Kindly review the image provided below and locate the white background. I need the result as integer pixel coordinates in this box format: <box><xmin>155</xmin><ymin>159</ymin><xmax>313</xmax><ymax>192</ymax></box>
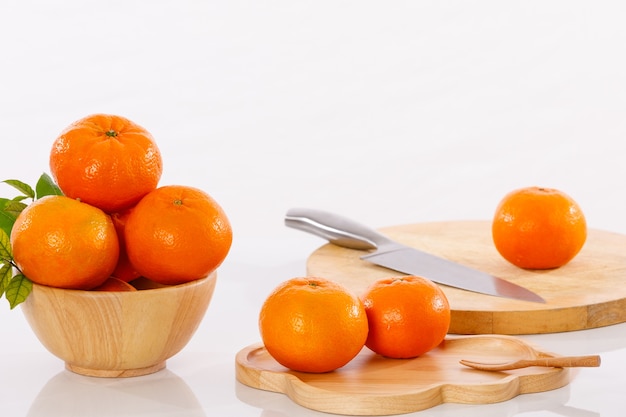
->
<box><xmin>1</xmin><ymin>1</ymin><xmax>625</xmax><ymax>416</ymax></box>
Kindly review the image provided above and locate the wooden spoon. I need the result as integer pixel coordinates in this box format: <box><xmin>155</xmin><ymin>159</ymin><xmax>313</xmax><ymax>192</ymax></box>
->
<box><xmin>460</xmin><ymin>354</ymin><xmax>601</xmax><ymax>371</ymax></box>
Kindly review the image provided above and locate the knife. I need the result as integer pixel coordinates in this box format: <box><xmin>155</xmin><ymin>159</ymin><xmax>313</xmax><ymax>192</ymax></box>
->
<box><xmin>284</xmin><ymin>208</ymin><xmax>545</xmax><ymax>303</ymax></box>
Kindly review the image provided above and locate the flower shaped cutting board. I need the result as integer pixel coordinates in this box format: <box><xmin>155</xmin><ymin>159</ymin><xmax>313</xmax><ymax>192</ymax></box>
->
<box><xmin>235</xmin><ymin>335</ymin><xmax>571</xmax><ymax>415</ymax></box>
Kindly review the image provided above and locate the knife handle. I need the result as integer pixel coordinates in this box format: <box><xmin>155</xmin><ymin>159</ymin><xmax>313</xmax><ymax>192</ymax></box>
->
<box><xmin>285</xmin><ymin>208</ymin><xmax>393</xmax><ymax>251</ymax></box>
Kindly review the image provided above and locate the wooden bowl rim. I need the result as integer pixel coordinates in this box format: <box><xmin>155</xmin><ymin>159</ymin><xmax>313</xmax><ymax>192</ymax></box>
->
<box><xmin>28</xmin><ymin>272</ymin><xmax>217</xmax><ymax>299</ymax></box>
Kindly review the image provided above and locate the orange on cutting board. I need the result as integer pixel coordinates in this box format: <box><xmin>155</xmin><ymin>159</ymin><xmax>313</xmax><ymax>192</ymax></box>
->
<box><xmin>49</xmin><ymin>113</ymin><xmax>163</xmax><ymax>213</ymax></box>
<box><xmin>360</xmin><ymin>276</ymin><xmax>450</xmax><ymax>359</ymax></box>
<box><xmin>10</xmin><ymin>195</ymin><xmax>119</xmax><ymax>290</ymax></box>
<box><xmin>259</xmin><ymin>277</ymin><xmax>369</xmax><ymax>373</ymax></box>
<box><xmin>492</xmin><ymin>186</ymin><xmax>587</xmax><ymax>269</ymax></box>
<box><xmin>124</xmin><ymin>185</ymin><xmax>232</xmax><ymax>285</ymax></box>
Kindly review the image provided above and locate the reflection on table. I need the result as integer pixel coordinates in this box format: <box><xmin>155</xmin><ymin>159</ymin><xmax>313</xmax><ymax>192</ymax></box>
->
<box><xmin>27</xmin><ymin>368</ymin><xmax>205</xmax><ymax>417</ymax></box>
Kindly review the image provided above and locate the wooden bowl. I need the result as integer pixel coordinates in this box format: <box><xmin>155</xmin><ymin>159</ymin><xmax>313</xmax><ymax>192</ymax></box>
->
<box><xmin>21</xmin><ymin>272</ymin><xmax>217</xmax><ymax>378</ymax></box>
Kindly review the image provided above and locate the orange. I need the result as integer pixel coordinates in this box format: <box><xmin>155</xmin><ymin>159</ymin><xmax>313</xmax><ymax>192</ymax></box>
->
<box><xmin>360</xmin><ymin>276</ymin><xmax>450</xmax><ymax>359</ymax></box>
<box><xmin>10</xmin><ymin>195</ymin><xmax>119</xmax><ymax>290</ymax></box>
<box><xmin>93</xmin><ymin>277</ymin><xmax>137</xmax><ymax>292</ymax></box>
<box><xmin>124</xmin><ymin>185</ymin><xmax>232</xmax><ymax>285</ymax></box>
<box><xmin>110</xmin><ymin>208</ymin><xmax>141</xmax><ymax>282</ymax></box>
<box><xmin>492</xmin><ymin>186</ymin><xmax>587</xmax><ymax>269</ymax></box>
<box><xmin>259</xmin><ymin>277</ymin><xmax>368</xmax><ymax>373</ymax></box>
<box><xmin>49</xmin><ymin>113</ymin><xmax>163</xmax><ymax>213</ymax></box>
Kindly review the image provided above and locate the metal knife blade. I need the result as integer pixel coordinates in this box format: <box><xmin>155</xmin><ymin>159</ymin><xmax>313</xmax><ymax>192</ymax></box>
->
<box><xmin>285</xmin><ymin>208</ymin><xmax>545</xmax><ymax>303</ymax></box>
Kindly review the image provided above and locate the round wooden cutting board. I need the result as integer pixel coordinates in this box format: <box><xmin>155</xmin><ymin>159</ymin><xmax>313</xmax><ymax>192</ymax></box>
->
<box><xmin>306</xmin><ymin>221</ymin><xmax>626</xmax><ymax>335</ymax></box>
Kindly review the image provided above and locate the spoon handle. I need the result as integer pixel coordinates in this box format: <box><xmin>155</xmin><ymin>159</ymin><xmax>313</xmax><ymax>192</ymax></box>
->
<box><xmin>529</xmin><ymin>355</ymin><xmax>601</xmax><ymax>368</ymax></box>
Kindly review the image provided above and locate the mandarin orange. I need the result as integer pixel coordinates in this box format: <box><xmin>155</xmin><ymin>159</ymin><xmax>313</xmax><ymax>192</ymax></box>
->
<box><xmin>259</xmin><ymin>277</ymin><xmax>369</xmax><ymax>373</ymax></box>
<box><xmin>49</xmin><ymin>114</ymin><xmax>162</xmax><ymax>213</ymax></box>
<box><xmin>110</xmin><ymin>208</ymin><xmax>141</xmax><ymax>282</ymax></box>
<box><xmin>124</xmin><ymin>185</ymin><xmax>232</xmax><ymax>285</ymax></box>
<box><xmin>360</xmin><ymin>276</ymin><xmax>450</xmax><ymax>359</ymax></box>
<box><xmin>93</xmin><ymin>277</ymin><xmax>137</xmax><ymax>292</ymax></box>
<box><xmin>492</xmin><ymin>186</ymin><xmax>587</xmax><ymax>269</ymax></box>
<box><xmin>10</xmin><ymin>195</ymin><xmax>119</xmax><ymax>290</ymax></box>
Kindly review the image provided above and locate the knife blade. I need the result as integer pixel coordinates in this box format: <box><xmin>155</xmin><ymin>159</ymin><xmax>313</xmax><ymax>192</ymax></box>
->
<box><xmin>284</xmin><ymin>208</ymin><xmax>545</xmax><ymax>303</ymax></box>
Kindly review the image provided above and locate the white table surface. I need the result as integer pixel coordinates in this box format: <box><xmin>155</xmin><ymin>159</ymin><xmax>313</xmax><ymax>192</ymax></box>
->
<box><xmin>1</xmin><ymin>1</ymin><xmax>626</xmax><ymax>416</ymax></box>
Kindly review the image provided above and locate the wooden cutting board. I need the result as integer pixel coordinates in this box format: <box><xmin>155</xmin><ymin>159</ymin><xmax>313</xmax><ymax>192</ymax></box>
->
<box><xmin>306</xmin><ymin>221</ymin><xmax>626</xmax><ymax>335</ymax></box>
<box><xmin>236</xmin><ymin>335</ymin><xmax>571</xmax><ymax>415</ymax></box>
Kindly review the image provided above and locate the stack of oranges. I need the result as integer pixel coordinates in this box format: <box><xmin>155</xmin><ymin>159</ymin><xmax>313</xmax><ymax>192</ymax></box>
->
<box><xmin>9</xmin><ymin>114</ymin><xmax>232</xmax><ymax>292</ymax></box>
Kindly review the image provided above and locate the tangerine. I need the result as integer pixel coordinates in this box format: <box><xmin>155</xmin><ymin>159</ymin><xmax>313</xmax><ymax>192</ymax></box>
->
<box><xmin>124</xmin><ymin>185</ymin><xmax>232</xmax><ymax>285</ymax></box>
<box><xmin>110</xmin><ymin>208</ymin><xmax>141</xmax><ymax>282</ymax></box>
<box><xmin>10</xmin><ymin>195</ymin><xmax>119</xmax><ymax>290</ymax></box>
<box><xmin>49</xmin><ymin>113</ymin><xmax>163</xmax><ymax>213</ymax></box>
<box><xmin>492</xmin><ymin>186</ymin><xmax>587</xmax><ymax>269</ymax></box>
<box><xmin>360</xmin><ymin>276</ymin><xmax>450</xmax><ymax>359</ymax></box>
<box><xmin>93</xmin><ymin>277</ymin><xmax>137</xmax><ymax>292</ymax></box>
<box><xmin>259</xmin><ymin>277</ymin><xmax>368</xmax><ymax>373</ymax></box>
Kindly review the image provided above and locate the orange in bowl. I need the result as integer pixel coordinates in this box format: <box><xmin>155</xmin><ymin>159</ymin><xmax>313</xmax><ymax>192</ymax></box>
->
<box><xmin>125</xmin><ymin>185</ymin><xmax>233</xmax><ymax>286</ymax></box>
<box><xmin>10</xmin><ymin>195</ymin><xmax>119</xmax><ymax>290</ymax></box>
<box><xmin>49</xmin><ymin>113</ymin><xmax>163</xmax><ymax>214</ymax></box>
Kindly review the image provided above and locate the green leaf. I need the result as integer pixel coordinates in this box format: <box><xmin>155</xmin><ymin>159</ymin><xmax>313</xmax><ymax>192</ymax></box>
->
<box><xmin>0</xmin><ymin>199</ymin><xmax>16</xmax><ymax>237</ymax></box>
<box><xmin>0</xmin><ymin>263</ymin><xmax>11</xmax><ymax>298</ymax></box>
<box><xmin>3</xmin><ymin>199</ymin><xmax>27</xmax><ymax>218</ymax></box>
<box><xmin>5</xmin><ymin>274</ymin><xmax>32</xmax><ymax>309</ymax></box>
<box><xmin>0</xmin><ymin>228</ymin><xmax>11</xmax><ymax>262</ymax></box>
<box><xmin>35</xmin><ymin>173</ymin><xmax>63</xmax><ymax>199</ymax></box>
<box><xmin>10</xmin><ymin>195</ymin><xmax>29</xmax><ymax>203</ymax></box>
<box><xmin>0</xmin><ymin>197</ymin><xmax>27</xmax><ymax>236</ymax></box>
<box><xmin>2</xmin><ymin>179</ymin><xmax>35</xmax><ymax>199</ymax></box>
